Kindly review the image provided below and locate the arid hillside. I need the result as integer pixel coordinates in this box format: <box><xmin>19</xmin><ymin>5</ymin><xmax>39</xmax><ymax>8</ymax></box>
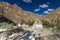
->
<box><xmin>0</xmin><ymin>2</ymin><xmax>60</xmax><ymax>24</ymax></box>
<box><xmin>43</xmin><ymin>7</ymin><xmax>60</xmax><ymax>24</ymax></box>
<box><xmin>0</xmin><ymin>2</ymin><xmax>41</xmax><ymax>24</ymax></box>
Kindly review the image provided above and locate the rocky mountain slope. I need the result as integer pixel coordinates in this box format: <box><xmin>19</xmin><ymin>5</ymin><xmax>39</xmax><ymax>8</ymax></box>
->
<box><xmin>43</xmin><ymin>7</ymin><xmax>60</xmax><ymax>24</ymax></box>
<box><xmin>0</xmin><ymin>2</ymin><xmax>41</xmax><ymax>24</ymax></box>
<box><xmin>0</xmin><ymin>2</ymin><xmax>60</xmax><ymax>24</ymax></box>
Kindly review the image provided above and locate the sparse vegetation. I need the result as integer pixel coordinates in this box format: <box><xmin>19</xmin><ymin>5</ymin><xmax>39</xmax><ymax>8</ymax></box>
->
<box><xmin>42</xmin><ymin>20</ymin><xmax>54</xmax><ymax>28</ymax></box>
<box><xmin>42</xmin><ymin>19</ymin><xmax>60</xmax><ymax>29</ymax></box>
<box><xmin>0</xmin><ymin>22</ymin><xmax>15</xmax><ymax>29</ymax></box>
<box><xmin>26</xmin><ymin>20</ymin><xmax>34</xmax><ymax>26</ymax></box>
<box><xmin>56</xmin><ymin>15</ymin><xmax>60</xmax><ymax>29</ymax></box>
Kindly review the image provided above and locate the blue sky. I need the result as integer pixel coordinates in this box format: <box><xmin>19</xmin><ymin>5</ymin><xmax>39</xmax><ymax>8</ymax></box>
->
<box><xmin>0</xmin><ymin>0</ymin><xmax>60</xmax><ymax>15</ymax></box>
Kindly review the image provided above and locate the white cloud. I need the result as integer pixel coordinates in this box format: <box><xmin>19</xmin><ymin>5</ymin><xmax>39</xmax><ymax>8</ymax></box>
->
<box><xmin>23</xmin><ymin>0</ymin><xmax>32</xmax><ymax>3</ymax></box>
<box><xmin>47</xmin><ymin>2</ymin><xmax>50</xmax><ymax>4</ymax></box>
<box><xmin>39</xmin><ymin>4</ymin><xmax>49</xmax><ymax>8</ymax></box>
<box><xmin>48</xmin><ymin>9</ymin><xmax>54</xmax><ymax>11</ymax></box>
<box><xmin>34</xmin><ymin>8</ymin><xmax>40</xmax><ymax>12</ymax></box>
<box><xmin>43</xmin><ymin>11</ymin><xmax>49</xmax><ymax>14</ymax></box>
<box><xmin>43</xmin><ymin>9</ymin><xmax>54</xmax><ymax>14</ymax></box>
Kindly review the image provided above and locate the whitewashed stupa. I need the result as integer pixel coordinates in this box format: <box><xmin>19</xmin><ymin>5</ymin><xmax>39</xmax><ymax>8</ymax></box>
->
<box><xmin>33</xmin><ymin>21</ymin><xmax>43</xmax><ymax>28</ymax></box>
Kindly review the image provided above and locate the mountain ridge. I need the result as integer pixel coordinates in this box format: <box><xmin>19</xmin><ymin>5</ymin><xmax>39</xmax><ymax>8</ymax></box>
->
<box><xmin>0</xmin><ymin>2</ymin><xmax>41</xmax><ymax>24</ymax></box>
<box><xmin>0</xmin><ymin>2</ymin><xmax>60</xmax><ymax>24</ymax></box>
